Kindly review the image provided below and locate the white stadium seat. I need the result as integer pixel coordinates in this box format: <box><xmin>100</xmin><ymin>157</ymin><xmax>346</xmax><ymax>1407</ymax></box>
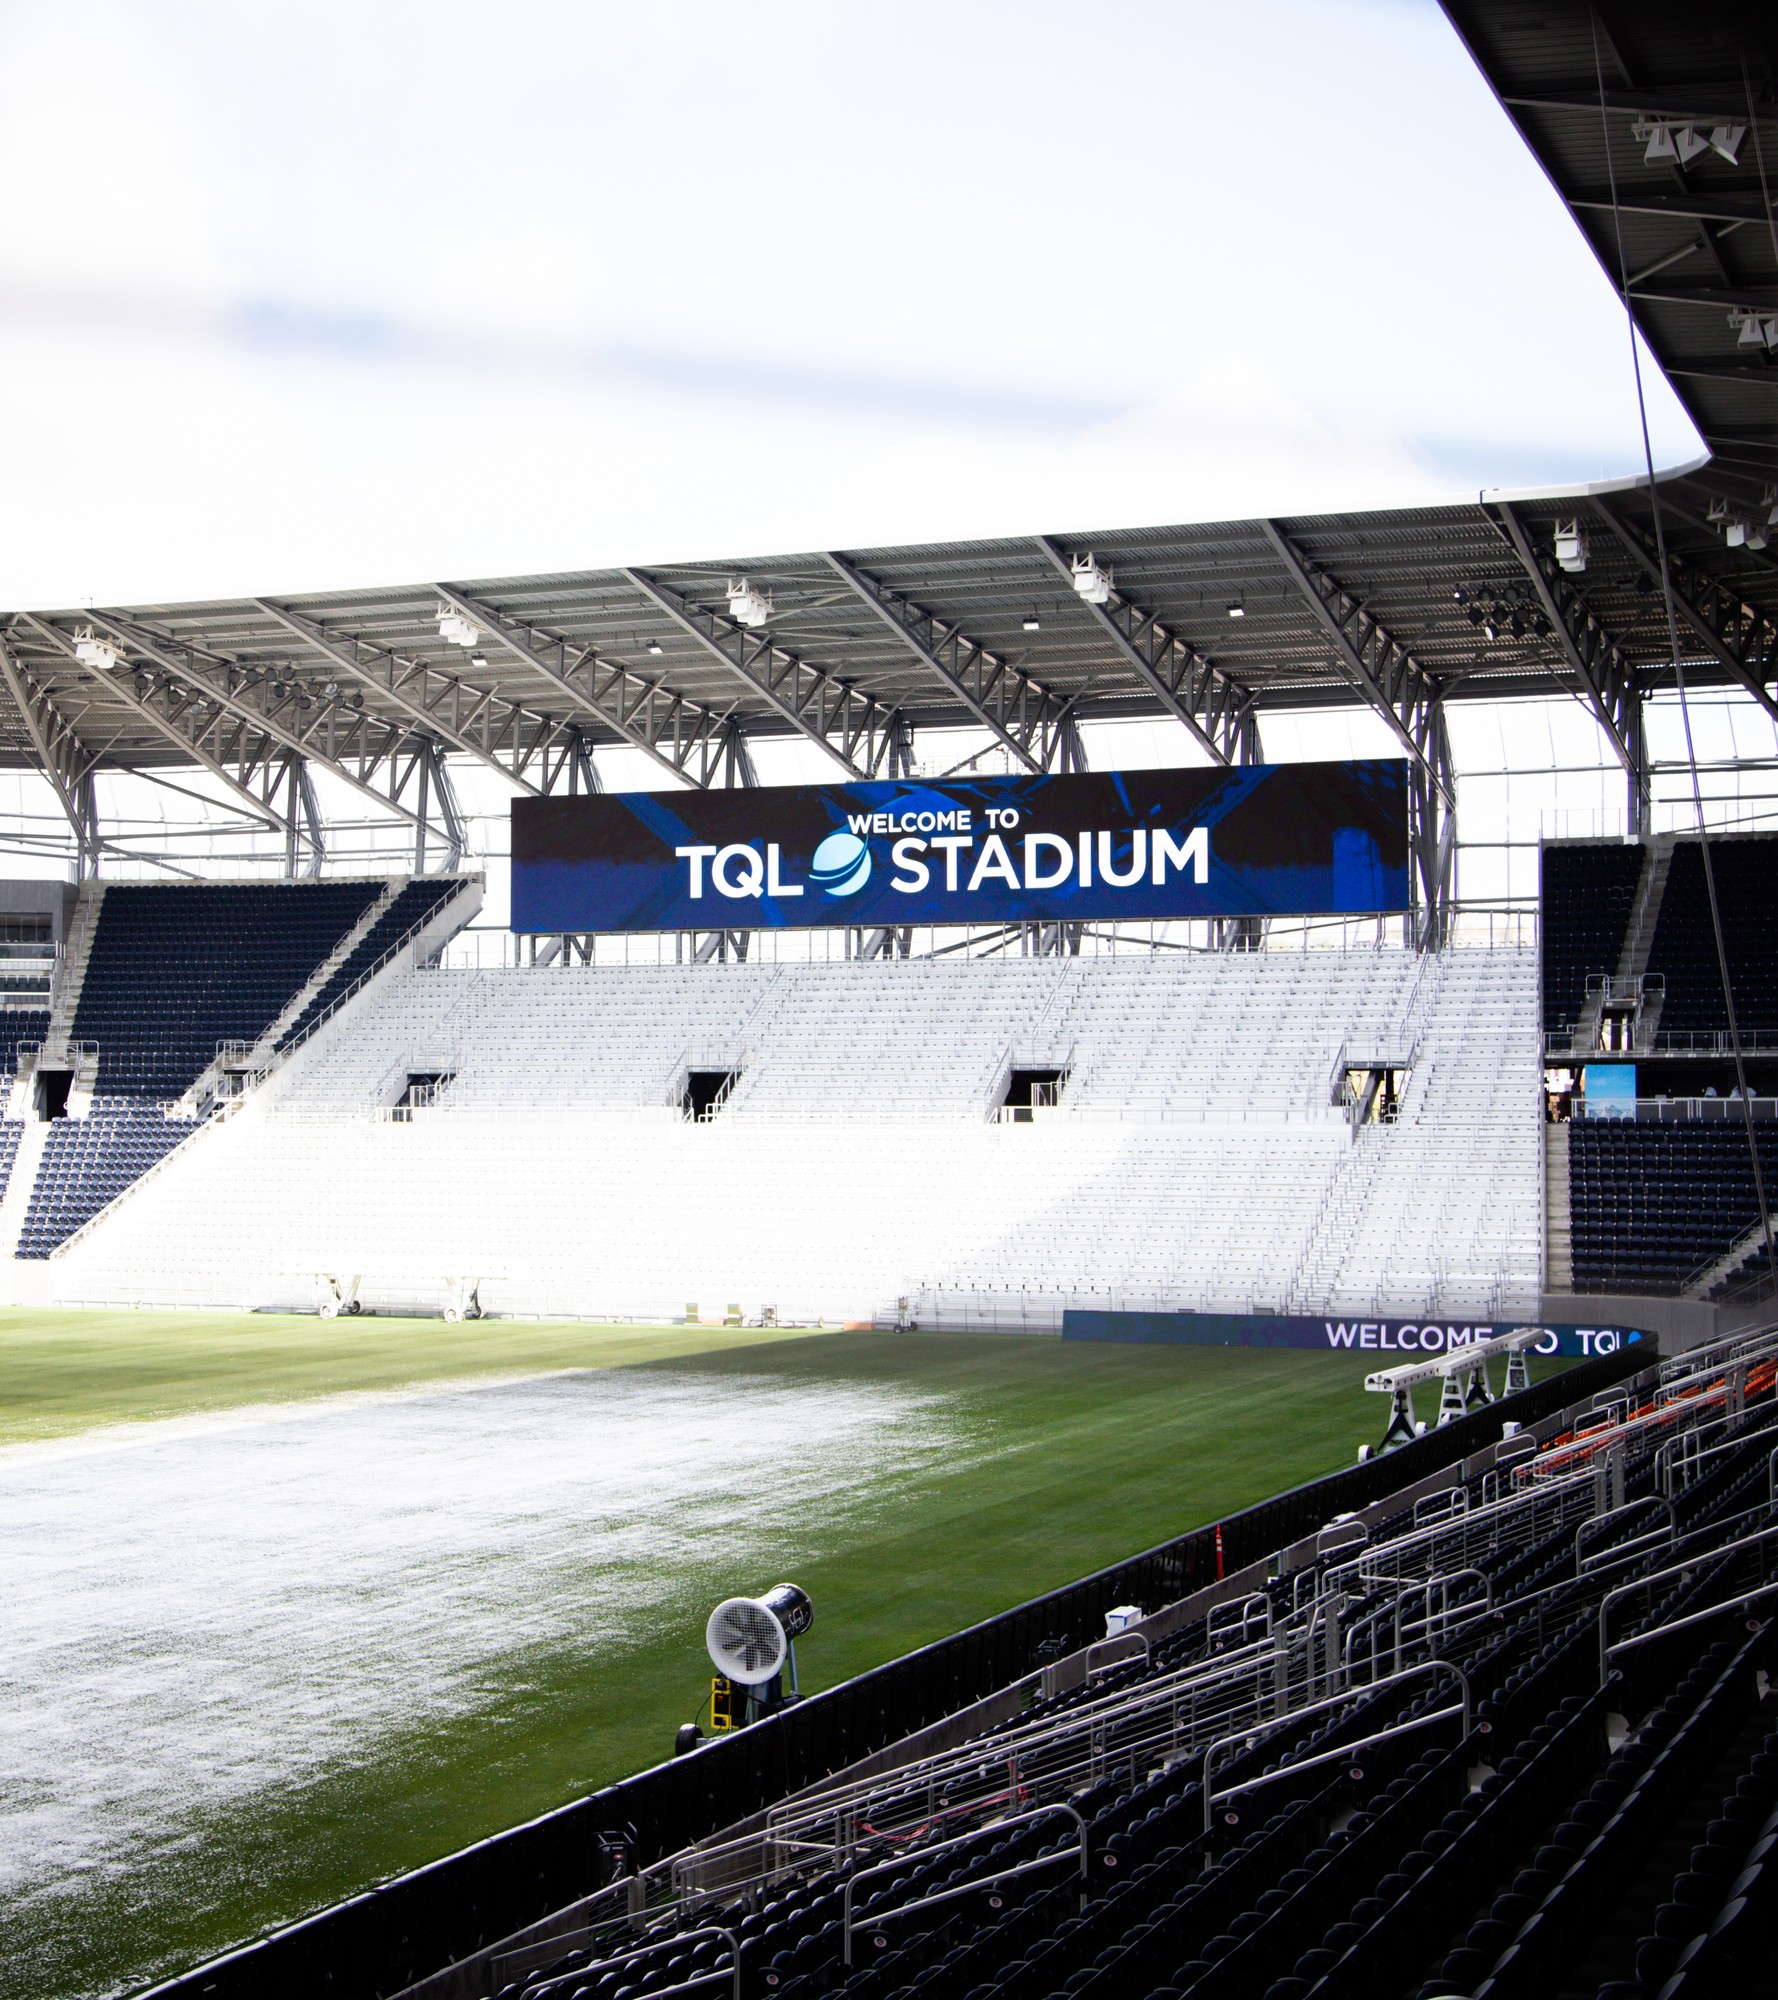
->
<box><xmin>41</xmin><ymin>944</ymin><xmax>1542</xmax><ymax>1326</ymax></box>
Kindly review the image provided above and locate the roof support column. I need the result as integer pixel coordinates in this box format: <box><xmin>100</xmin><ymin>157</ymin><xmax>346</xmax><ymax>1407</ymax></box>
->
<box><xmin>1216</xmin><ymin>708</ymin><xmax>1266</xmax><ymax>952</ymax></box>
<box><xmin>412</xmin><ymin>741</ymin><xmax>465</xmax><ymax>876</ymax></box>
<box><xmin>75</xmin><ymin>772</ymin><xmax>100</xmax><ymax>882</ymax></box>
<box><xmin>281</xmin><ymin>756</ymin><xmax>328</xmax><ymax>879</ymax></box>
<box><xmin>1409</xmin><ymin>698</ymin><xmax>1455</xmax><ymax>952</ymax></box>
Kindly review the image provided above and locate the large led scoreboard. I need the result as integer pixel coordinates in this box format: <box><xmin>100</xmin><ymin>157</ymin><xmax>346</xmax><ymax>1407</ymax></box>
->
<box><xmin>511</xmin><ymin>760</ymin><xmax>1411</xmax><ymax>934</ymax></box>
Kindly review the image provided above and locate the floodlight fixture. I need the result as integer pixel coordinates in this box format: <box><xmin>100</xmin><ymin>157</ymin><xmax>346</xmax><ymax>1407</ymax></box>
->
<box><xmin>436</xmin><ymin>605</ymin><xmax>479</xmax><ymax>649</ymax></box>
<box><xmin>1481</xmin><ymin>616</ymin><xmax>1500</xmax><ymax>642</ymax></box>
<box><xmin>1226</xmin><ymin>598</ymin><xmax>1246</xmax><ymax>619</ymax></box>
<box><xmin>469</xmin><ymin>651</ymin><xmax>487</xmax><ymax>670</ymax></box>
<box><xmin>73</xmin><ymin>629</ymin><xmax>121</xmax><ymax>672</ymax></box>
<box><xmin>1553</xmin><ymin>519</ymin><xmax>1588</xmax><ymax>573</ymax></box>
<box><xmin>647</xmin><ymin>638</ymin><xmax>665</xmax><ymax>655</ymax></box>
<box><xmin>1070</xmin><ymin>554</ymin><xmax>1112</xmax><ymax>606</ymax></box>
<box><xmin>1634</xmin><ymin>119</ymin><xmax>1712</xmax><ymax>167</ymax></box>
<box><xmin>727</xmin><ymin>578</ymin><xmax>772</xmax><ymax>628</ymax></box>
<box><xmin>1022</xmin><ymin>609</ymin><xmax>1041</xmax><ymax>632</ymax></box>
<box><xmin>1451</xmin><ymin>586</ymin><xmax>1469</xmax><ymax>606</ymax></box>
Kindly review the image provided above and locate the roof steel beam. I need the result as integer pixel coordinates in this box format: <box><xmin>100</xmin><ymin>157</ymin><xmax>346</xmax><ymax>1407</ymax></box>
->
<box><xmin>1570</xmin><ymin>188</ymin><xmax>1778</xmax><ymax>226</ymax></box>
<box><xmin>78</xmin><ymin>611</ymin><xmax>433</xmax><ymax>835</ymax></box>
<box><xmin>0</xmin><ymin>638</ymin><xmax>104</xmax><ymax>867</ymax></box>
<box><xmin>1490</xmin><ymin>502</ymin><xmax>1644</xmax><ymax>779</ymax></box>
<box><xmin>820</xmin><ymin>552</ymin><xmax>1061</xmax><ymax>772</ymax></box>
<box><xmin>1259</xmin><ymin>521</ymin><xmax>1451</xmax><ymax>800</ymax></box>
<box><xmin>1589</xmin><ymin>499</ymin><xmax>1778</xmax><ymax>722</ymax></box>
<box><xmin>19</xmin><ymin>616</ymin><xmax>295</xmax><ymax>835</ymax></box>
<box><xmin>432</xmin><ymin>582</ymin><xmax>735</xmax><ymax>788</ymax></box>
<box><xmin>1500</xmin><ymin>89</ymin><xmax>1778</xmax><ymax>125</ymax></box>
<box><xmin>1032</xmin><ymin>536</ymin><xmax>1248</xmax><ymax>764</ymax></box>
<box><xmin>621</xmin><ymin>569</ymin><xmax>899</xmax><ymax>780</ymax></box>
<box><xmin>253</xmin><ymin>599</ymin><xmax>554</xmax><ymax>794</ymax></box>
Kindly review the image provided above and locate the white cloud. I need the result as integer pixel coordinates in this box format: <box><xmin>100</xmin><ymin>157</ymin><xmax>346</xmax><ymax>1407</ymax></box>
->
<box><xmin>0</xmin><ymin>0</ymin><xmax>1701</xmax><ymax>610</ymax></box>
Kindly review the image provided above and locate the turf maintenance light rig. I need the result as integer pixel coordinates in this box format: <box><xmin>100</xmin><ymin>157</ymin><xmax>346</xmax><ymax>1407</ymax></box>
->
<box><xmin>1361</xmin><ymin>1325</ymin><xmax>1545</xmax><ymax>1455</ymax></box>
<box><xmin>676</xmin><ymin>1583</ymin><xmax>813</xmax><ymax>1756</ymax></box>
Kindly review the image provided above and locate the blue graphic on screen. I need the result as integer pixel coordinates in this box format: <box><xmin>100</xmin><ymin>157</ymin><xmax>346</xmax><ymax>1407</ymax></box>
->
<box><xmin>810</xmin><ymin>831</ymin><xmax>871</xmax><ymax>896</ymax></box>
<box><xmin>510</xmin><ymin>760</ymin><xmax>1411</xmax><ymax>934</ymax></box>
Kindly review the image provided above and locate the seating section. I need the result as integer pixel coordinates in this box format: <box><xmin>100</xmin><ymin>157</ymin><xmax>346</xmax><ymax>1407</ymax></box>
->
<box><xmin>4</xmin><ymin>877</ymin><xmax>475</xmax><ymax>1266</ymax></box>
<box><xmin>278</xmin><ymin>878</ymin><xmax>466</xmax><ymax>1050</ymax></box>
<box><xmin>0</xmin><ymin>1118</ymin><xmax>22</xmax><ymax>1205</ymax></box>
<box><xmin>1541</xmin><ymin>842</ymin><xmax>1644</xmax><ymax>1040</ymax></box>
<box><xmin>74</xmin><ymin>880</ymin><xmax>384</xmax><ymax>1099</ymax></box>
<box><xmin>1569</xmin><ymin>1120</ymin><xmax>1778</xmax><ymax>1294</ymax></box>
<box><xmin>45</xmin><ymin>945</ymin><xmax>1543</xmax><ymax>1321</ymax></box>
<box><xmin>1645</xmin><ymin>835</ymin><xmax>1778</xmax><ymax>1042</ymax></box>
<box><xmin>16</xmin><ymin>1102</ymin><xmax>193</xmax><ymax>1259</ymax></box>
<box><xmin>0</xmin><ymin>1007</ymin><xmax>51</xmax><ymax>1082</ymax></box>
<box><xmin>466</xmin><ymin>1332</ymin><xmax>1778</xmax><ymax>2000</ymax></box>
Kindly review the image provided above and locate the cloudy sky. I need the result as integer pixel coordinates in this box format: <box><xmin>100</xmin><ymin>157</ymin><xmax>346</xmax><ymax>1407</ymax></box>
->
<box><xmin>0</xmin><ymin>0</ymin><xmax>1700</xmax><ymax>613</ymax></box>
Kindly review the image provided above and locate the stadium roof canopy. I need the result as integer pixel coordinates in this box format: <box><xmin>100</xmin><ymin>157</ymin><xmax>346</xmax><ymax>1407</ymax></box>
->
<box><xmin>0</xmin><ymin>1</ymin><xmax>1772</xmax><ymax>857</ymax></box>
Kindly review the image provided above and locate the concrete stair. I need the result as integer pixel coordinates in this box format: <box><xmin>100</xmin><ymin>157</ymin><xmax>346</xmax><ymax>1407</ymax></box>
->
<box><xmin>1545</xmin><ymin>1120</ymin><xmax>1572</xmax><ymax>1291</ymax></box>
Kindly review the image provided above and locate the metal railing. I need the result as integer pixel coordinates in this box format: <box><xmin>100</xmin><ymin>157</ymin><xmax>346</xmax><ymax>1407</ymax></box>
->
<box><xmin>1597</xmin><ymin>1522</ymin><xmax>1778</xmax><ymax>1683</ymax></box>
<box><xmin>1199</xmin><ymin>1659</ymin><xmax>1471</xmax><ymax>1837</ymax></box>
<box><xmin>840</xmin><ymin>1803</ymin><xmax>1087</xmax><ymax>1967</ymax></box>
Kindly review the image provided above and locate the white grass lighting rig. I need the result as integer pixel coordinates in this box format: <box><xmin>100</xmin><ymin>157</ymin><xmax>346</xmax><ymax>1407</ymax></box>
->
<box><xmin>1362</xmin><ymin>1325</ymin><xmax>1548</xmax><ymax>1456</ymax></box>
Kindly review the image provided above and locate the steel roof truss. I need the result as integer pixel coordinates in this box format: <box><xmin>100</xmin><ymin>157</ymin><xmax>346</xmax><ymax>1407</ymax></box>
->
<box><xmin>252</xmin><ymin>600</ymin><xmax>547</xmax><ymax>793</ymax></box>
<box><xmin>622</xmin><ymin>569</ymin><xmax>898</xmax><ymax>780</ymax></box>
<box><xmin>1260</xmin><ymin>521</ymin><xmax>1451</xmax><ymax>800</ymax></box>
<box><xmin>433</xmin><ymin>583</ymin><xmax>731</xmax><ymax>788</ymax></box>
<box><xmin>21</xmin><ymin>616</ymin><xmax>294</xmax><ymax>835</ymax></box>
<box><xmin>80</xmin><ymin>613</ymin><xmax>433</xmax><ymax>836</ymax></box>
<box><xmin>1033</xmin><ymin>536</ymin><xmax>1245</xmax><ymax>764</ymax></box>
<box><xmin>0</xmin><ymin>638</ymin><xmax>104</xmax><ymax>868</ymax></box>
<box><xmin>1491</xmin><ymin>502</ymin><xmax>1645</xmax><ymax>780</ymax></box>
<box><xmin>1589</xmin><ymin>500</ymin><xmax>1778</xmax><ymax>723</ymax></box>
<box><xmin>820</xmin><ymin>552</ymin><xmax>1059</xmax><ymax>772</ymax></box>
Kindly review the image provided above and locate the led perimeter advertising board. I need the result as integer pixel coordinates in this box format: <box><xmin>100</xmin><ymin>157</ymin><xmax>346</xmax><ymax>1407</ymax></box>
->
<box><xmin>509</xmin><ymin>759</ymin><xmax>1410</xmax><ymax>934</ymax></box>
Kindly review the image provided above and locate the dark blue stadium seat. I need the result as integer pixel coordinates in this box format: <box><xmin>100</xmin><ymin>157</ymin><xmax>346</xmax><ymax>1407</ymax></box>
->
<box><xmin>1541</xmin><ymin>843</ymin><xmax>1644</xmax><ymax>1042</ymax></box>
<box><xmin>73</xmin><ymin>881</ymin><xmax>381</xmax><ymax>1101</ymax></box>
<box><xmin>277</xmin><ymin>878</ymin><xmax>462</xmax><ymax>1050</ymax></box>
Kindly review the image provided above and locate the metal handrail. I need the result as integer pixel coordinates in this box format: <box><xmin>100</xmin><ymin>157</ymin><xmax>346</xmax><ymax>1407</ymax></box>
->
<box><xmin>1597</xmin><ymin>1522</ymin><xmax>1778</xmax><ymax>1683</ymax></box>
<box><xmin>529</xmin><ymin>1924</ymin><xmax>740</xmax><ymax>2000</ymax></box>
<box><xmin>274</xmin><ymin>881</ymin><xmax>474</xmax><ymax>1067</ymax></box>
<box><xmin>840</xmin><ymin>1803</ymin><xmax>1086</xmax><ymax>1966</ymax></box>
<box><xmin>1083</xmin><ymin>1631</ymin><xmax>1151</xmax><ymax>1679</ymax></box>
<box><xmin>1199</xmin><ymin>1659</ymin><xmax>1471</xmax><ymax>1836</ymax></box>
<box><xmin>1576</xmin><ymin>1496</ymin><xmax>1675</xmax><ymax>1573</ymax></box>
<box><xmin>1604</xmin><ymin>1587</ymin><xmax>1778</xmax><ymax>1676</ymax></box>
<box><xmin>1205</xmin><ymin>1699</ymin><xmax>1471</xmax><ymax>1842</ymax></box>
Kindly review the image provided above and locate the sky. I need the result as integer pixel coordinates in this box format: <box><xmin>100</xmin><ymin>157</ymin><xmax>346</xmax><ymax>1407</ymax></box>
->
<box><xmin>0</xmin><ymin>0</ymin><xmax>1704</xmax><ymax>614</ymax></box>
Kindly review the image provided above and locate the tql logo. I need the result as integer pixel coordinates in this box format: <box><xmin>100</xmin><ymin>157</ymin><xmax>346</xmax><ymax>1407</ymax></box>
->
<box><xmin>808</xmin><ymin>832</ymin><xmax>871</xmax><ymax>896</ymax></box>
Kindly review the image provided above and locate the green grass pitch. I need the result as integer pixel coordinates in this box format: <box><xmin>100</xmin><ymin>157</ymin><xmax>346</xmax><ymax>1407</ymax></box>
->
<box><xmin>0</xmin><ymin>1309</ymin><xmax>1564</xmax><ymax>2000</ymax></box>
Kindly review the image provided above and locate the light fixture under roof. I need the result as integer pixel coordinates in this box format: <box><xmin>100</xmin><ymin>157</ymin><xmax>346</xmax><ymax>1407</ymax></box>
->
<box><xmin>73</xmin><ymin>628</ymin><xmax>121</xmax><ymax>672</ymax></box>
<box><xmin>1553</xmin><ymin>518</ymin><xmax>1588</xmax><ymax>574</ymax></box>
<box><xmin>647</xmin><ymin>638</ymin><xmax>664</xmax><ymax>655</ymax></box>
<box><xmin>1633</xmin><ymin>118</ymin><xmax>1740</xmax><ymax>167</ymax></box>
<box><xmin>469</xmin><ymin>651</ymin><xmax>487</xmax><ymax>670</ymax></box>
<box><xmin>727</xmin><ymin>578</ymin><xmax>772</xmax><ymax>628</ymax></box>
<box><xmin>436</xmin><ymin>605</ymin><xmax>479</xmax><ymax>649</ymax></box>
<box><xmin>1730</xmin><ymin>309</ymin><xmax>1778</xmax><ymax>352</ymax></box>
<box><xmin>1070</xmin><ymin>554</ymin><xmax>1111</xmax><ymax>606</ymax></box>
<box><xmin>1226</xmin><ymin>599</ymin><xmax>1245</xmax><ymax>619</ymax></box>
<box><xmin>1022</xmin><ymin>609</ymin><xmax>1041</xmax><ymax>632</ymax></box>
